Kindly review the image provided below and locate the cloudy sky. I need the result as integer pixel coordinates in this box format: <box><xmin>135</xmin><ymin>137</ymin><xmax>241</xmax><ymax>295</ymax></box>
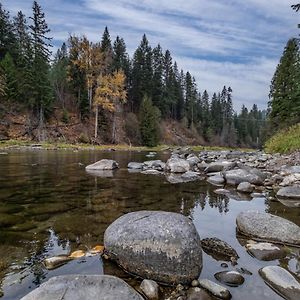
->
<box><xmin>3</xmin><ymin>0</ymin><xmax>299</xmax><ymax>110</ymax></box>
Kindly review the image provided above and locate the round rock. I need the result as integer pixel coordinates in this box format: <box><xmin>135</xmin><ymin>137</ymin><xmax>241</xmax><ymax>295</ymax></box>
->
<box><xmin>236</xmin><ymin>211</ymin><xmax>300</xmax><ymax>246</ymax></box>
<box><xmin>214</xmin><ymin>271</ymin><xmax>245</xmax><ymax>287</ymax></box>
<box><xmin>199</xmin><ymin>279</ymin><xmax>231</xmax><ymax>299</ymax></box>
<box><xmin>277</xmin><ymin>185</ymin><xmax>300</xmax><ymax>200</ymax></box>
<box><xmin>21</xmin><ymin>275</ymin><xmax>143</xmax><ymax>300</ymax></box>
<box><xmin>259</xmin><ymin>266</ymin><xmax>300</xmax><ymax>300</ymax></box>
<box><xmin>246</xmin><ymin>242</ymin><xmax>287</xmax><ymax>261</ymax></box>
<box><xmin>165</xmin><ymin>157</ymin><xmax>190</xmax><ymax>173</ymax></box>
<box><xmin>237</xmin><ymin>182</ymin><xmax>254</xmax><ymax>193</ymax></box>
<box><xmin>104</xmin><ymin>211</ymin><xmax>202</xmax><ymax>285</ymax></box>
<box><xmin>140</xmin><ymin>279</ymin><xmax>159</xmax><ymax>300</ymax></box>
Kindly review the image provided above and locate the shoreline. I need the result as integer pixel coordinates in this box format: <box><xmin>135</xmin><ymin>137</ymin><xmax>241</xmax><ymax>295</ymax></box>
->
<box><xmin>0</xmin><ymin>139</ymin><xmax>254</xmax><ymax>152</ymax></box>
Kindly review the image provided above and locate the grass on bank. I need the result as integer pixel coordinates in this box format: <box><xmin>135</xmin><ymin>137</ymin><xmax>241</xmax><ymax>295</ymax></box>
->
<box><xmin>0</xmin><ymin>139</ymin><xmax>253</xmax><ymax>152</ymax></box>
<box><xmin>265</xmin><ymin>123</ymin><xmax>300</xmax><ymax>154</ymax></box>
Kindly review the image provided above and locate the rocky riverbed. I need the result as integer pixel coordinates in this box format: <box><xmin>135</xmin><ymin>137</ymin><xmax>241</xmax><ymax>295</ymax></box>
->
<box><xmin>0</xmin><ymin>148</ymin><xmax>299</xmax><ymax>300</ymax></box>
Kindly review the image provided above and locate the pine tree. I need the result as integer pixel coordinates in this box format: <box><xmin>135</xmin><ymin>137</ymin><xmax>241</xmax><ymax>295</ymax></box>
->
<box><xmin>269</xmin><ymin>38</ymin><xmax>300</xmax><ymax>130</ymax></box>
<box><xmin>139</xmin><ymin>95</ymin><xmax>160</xmax><ymax>147</ymax></box>
<box><xmin>101</xmin><ymin>26</ymin><xmax>113</xmax><ymax>74</ymax></box>
<box><xmin>29</xmin><ymin>1</ymin><xmax>53</xmax><ymax>134</ymax></box>
<box><xmin>112</xmin><ymin>36</ymin><xmax>130</xmax><ymax>79</ymax></box>
<box><xmin>0</xmin><ymin>67</ymin><xmax>6</xmax><ymax>97</ymax></box>
<box><xmin>185</xmin><ymin>72</ymin><xmax>197</xmax><ymax>127</ymax></box>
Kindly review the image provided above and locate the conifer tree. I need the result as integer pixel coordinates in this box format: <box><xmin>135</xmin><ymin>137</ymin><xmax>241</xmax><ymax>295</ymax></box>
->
<box><xmin>139</xmin><ymin>95</ymin><xmax>160</xmax><ymax>147</ymax></box>
<box><xmin>101</xmin><ymin>26</ymin><xmax>113</xmax><ymax>74</ymax></box>
<box><xmin>112</xmin><ymin>36</ymin><xmax>130</xmax><ymax>80</ymax></box>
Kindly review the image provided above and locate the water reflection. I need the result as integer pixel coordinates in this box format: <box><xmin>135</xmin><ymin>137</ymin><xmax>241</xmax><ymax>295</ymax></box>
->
<box><xmin>0</xmin><ymin>150</ymin><xmax>299</xmax><ymax>300</ymax></box>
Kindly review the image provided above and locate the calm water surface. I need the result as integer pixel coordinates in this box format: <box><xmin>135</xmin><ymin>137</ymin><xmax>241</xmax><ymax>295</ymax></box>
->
<box><xmin>0</xmin><ymin>150</ymin><xmax>299</xmax><ymax>300</ymax></box>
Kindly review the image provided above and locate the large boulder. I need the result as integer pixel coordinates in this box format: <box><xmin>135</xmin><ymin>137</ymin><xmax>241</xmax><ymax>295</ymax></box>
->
<box><xmin>237</xmin><ymin>182</ymin><xmax>254</xmax><ymax>193</ymax></box>
<box><xmin>236</xmin><ymin>211</ymin><xmax>300</xmax><ymax>246</ymax></box>
<box><xmin>104</xmin><ymin>211</ymin><xmax>202</xmax><ymax>285</ymax></box>
<box><xmin>259</xmin><ymin>266</ymin><xmax>300</xmax><ymax>300</ymax></box>
<box><xmin>21</xmin><ymin>275</ymin><xmax>143</xmax><ymax>300</ymax></box>
<box><xmin>205</xmin><ymin>161</ymin><xmax>236</xmax><ymax>173</ymax></box>
<box><xmin>143</xmin><ymin>160</ymin><xmax>166</xmax><ymax>171</ymax></box>
<box><xmin>277</xmin><ymin>185</ymin><xmax>300</xmax><ymax>200</ymax></box>
<box><xmin>166</xmin><ymin>157</ymin><xmax>190</xmax><ymax>173</ymax></box>
<box><xmin>128</xmin><ymin>162</ymin><xmax>144</xmax><ymax>169</ymax></box>
<box><xmin>166</xmin><ymin>171</ymin><xmax>202</xmax><ymax>184</ymax></box>
<box><xmin>85</xmin><ymin>159</ymin><xmax>118</xmax><ymax>170</ymax></box>
<box><xmin>224</xmin><ymin>168</ymin><xmax>264</xmax><ymax>185</ymax></box>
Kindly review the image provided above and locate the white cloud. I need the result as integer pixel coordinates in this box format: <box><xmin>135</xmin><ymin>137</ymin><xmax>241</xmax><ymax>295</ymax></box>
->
<box><xmin>2</xmin><ymin>0</ymin><xmax>299</xmax><ymax>110</ymax></box>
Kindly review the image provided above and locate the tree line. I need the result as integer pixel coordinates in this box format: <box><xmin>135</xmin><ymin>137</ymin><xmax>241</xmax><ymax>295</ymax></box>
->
<box><xmin>0</xmin><ymin>1</ymin><xmax>266</xmax><ymax>147</ymax></box>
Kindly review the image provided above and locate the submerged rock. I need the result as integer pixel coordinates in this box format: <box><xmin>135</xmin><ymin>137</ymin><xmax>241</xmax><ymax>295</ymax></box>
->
<box><xmin>140</xmin><ymin>279</ymin><xmax>159</xmax><ymax>300</ymax></box>
<box><xmin>246</xmin><ymin>242</ymin><xmax>287</xmax><ymax>261</ymax></box>
<box><xmin>166</xmin><ymin>157</ymin><xmax>190</xmax><ymax>173</ymax></box>
<box><xmin>104</xmin><ymin>211</ymin><xmax>202</xmax><ymax>285</ymax></box>
<box><xmin>21</xmin><ymin>275</ymin><xmax>143</xmax><ymax>300</ymax></box>
<box><xmin>43</xmin><ymin>255</ymin><xmax>73</xmax><ymax>270</ymax></box>
<box><xmin>85</xmin><ymin>159</ymin><xmax>118</xmax><ymax>170</ymax></box>
<box><xmin>143</xmin><ymin>160</ymin><xmax>166</xmax><ymax>171</ymax></box>
<box><xmin>214</xmin><ymin>271</ymin><xmax>245</xmax><ymax>287</ymax></box>
<box><xmin>259</xmin><ymin>266</ymin><xmax>300</xmax><ymax>300</ymax></box>
<box><xmin>199</xmin><ymin>279</ymin><xmax>231</xmax><ymax>299</ymax></box>
<box><xmin>201</xmin><ymin>237</ymin><xmax>239</xmax><ymax>261</ymax></box>
<box><xmin>187</xmin><ymin>287</ymin><xmax>214</xmax><ymax>300</ymax></box>
<box><xmin>277</xmin><ymin>185</ymin><xmax>300</xmax><ymax>200</ymax></box>
<box><xmin>236</xmin><ymin>211</ymin><xmax>300</xmax><ymax>246</ymax></box>
<box><xmin>166</xmin><ymin>171</ymin><xmax>202</xmax><ymax>184</ymax></box>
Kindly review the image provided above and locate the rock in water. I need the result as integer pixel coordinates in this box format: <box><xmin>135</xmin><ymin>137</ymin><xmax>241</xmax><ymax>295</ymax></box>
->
<box><xmin>277</xmin><ymin>185</ymin><xmax>300</xmax><ymax>200</ymax></box>
<box><xmin>104</xmin><ymin>211</ymin><xmax>202</xmax><ymax>285</ymax></box>
<box><xmin>199</xmin><ymin>279</ymin><xmax>231</xmax><ymax>299</ymax></box>
<box><xmin>187</xmin><ymin>287</ymin><xmax>214</xmax><ymax>300</ymax></box>
<box><xmin>224</xmin><ymin>168</ymin><xmax>264</xmax><ymax>185</ymax></box>
<box><xmin>201</xmin><ymin>238</ymin><xmax>239</xmax><ymax>261</ymax></box>
<box><xmin>43</xmin><ymin>255</ymin><xmax>73</xmax><ymax>270</ymax></box>
<box><xmin>236</xmin><ymin>211</ymin><xmax>300</xmax><ymax>246</ymax></box>
<box><xmin>140</xmin><ymin>279</ymin><xmax>159</xmax><ymax>300</ymax></box>
<box><xmin>237</xmin><ymin>182</ymin><xmax>254</xmax><ymax>193</ymax></box>
<box><xmin>128</xmin><ymin>162</ymin><xmax>144</xmax><ymax>169</ymax></box>
<box><xmin>259</xmin><ymin>266</ymin><xmax>300</xmax><ymax>300</ymax></box>
<box><xmin>21</xmin><ymin>275</ymin><xmax>143</xmax><ymax>300</ymax></box>
<box><xmin>214</xmin><ymin>271</ymin><xmax>245</xmax><ymax>287</ymax></box>
<box><xmin>246</xmin><ymin>242</ymin><xmax>287</xmax><ymax>261</ymax></box>
<box><xmin>165</xmin><ymin>158</ymin><xmax>190</xmax><ymax>173</ymax></box>
<box><xmin>85</xmin><ymin>159</ymin><xmax>118</xmax><ymax>170</ymax></box>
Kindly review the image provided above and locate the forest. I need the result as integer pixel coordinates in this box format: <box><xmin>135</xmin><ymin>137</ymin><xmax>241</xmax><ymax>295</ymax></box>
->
<box><xmin>0</xmin><ymin>1</ymin><xmax>298</xmax><ymax>149</ymax></box>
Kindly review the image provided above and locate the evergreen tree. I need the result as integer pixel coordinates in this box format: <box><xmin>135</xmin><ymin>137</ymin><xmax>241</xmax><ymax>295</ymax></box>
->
<box><xmin>185</xmin><ymin>72</ymin><xmax>197</xmax><ymax>127</ymax></box>
<box><xmin>139</xmin><ymin>95</ymin><xmax>160</xmax><ymax>147</ymax></box>
<box><xmin>0</xmin><ymin>66</ymin><xmax>6</xmax><ymax>97</ymax></box>
<box><xmin>112</xmin><ymin>36</ymin><xmax>130</xmax><ymax>79</ymax></box>
<box><xmin>29</xmin><ymin>1</ymin><xmax>53</xmax><ymax>131</ymax></box>
<box><xmin>131</xmin><ymin>34</ymin><xmax>153</xmax><ymax>111</ymax></box>
<box><xmin>269</xmin><ymin>38</ymin><xmax>300</xmax><ymax>130</ymax></box>
<box><xmin>101</xmin><ymin>26</ymin><xmax>113</xmax><ymax>74</ymax></box>
<box><xmin>173</xmin><ymin>63</ymin><xmax>184</xmax><ymax>120</ymax></box>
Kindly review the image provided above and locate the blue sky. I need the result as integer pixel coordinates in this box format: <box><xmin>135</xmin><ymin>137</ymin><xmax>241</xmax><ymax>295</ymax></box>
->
<box><xmin>3</xmin><ymin>0</ymin><xmax>299</xmax><ymax>110</ymax></box>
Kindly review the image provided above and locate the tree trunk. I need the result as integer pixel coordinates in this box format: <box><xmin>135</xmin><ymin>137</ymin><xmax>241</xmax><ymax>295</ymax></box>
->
<box><xmin>112</xmin><ymin>112</ymin><xmax>116</xmax><ymax>143</ymax></box>
<box><xmin>94</xmin><ymin>105</ymin><xmax>98</xmax><ymax>139</ymax></box>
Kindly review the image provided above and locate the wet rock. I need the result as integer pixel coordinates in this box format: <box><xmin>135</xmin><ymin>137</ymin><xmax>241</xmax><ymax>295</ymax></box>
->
<box><xmin>207</xmin><ymin>175</ymin><xmax>225</xmax><ymax>185</ymax></box>
<box><xmin>187</xmin><ymin>156</ymin><xmax>200</xmax><ymax>168</ymax></box>
<box><xmin>236</xmin><ymin>267</ymin><xmax>252</xmax><ymax>275</ymax></box>
<box><xmin>85</xmin><ymin>159</ymin><xmax>118</xmax><ymax>170</ymax></box>
<box><xmin>277</xmin><ymin>198</ymin><xmax>300</xmax><ymax>208</ymax></box>
<box><xmin>140</xmin><ymin>279</ymin><xmax>159</xmax><ymax>300</ymax></box>
<box><xmin>250</xmin><ymin>192</ymin><xmax>266</xmax><ymax>198</ymax></box>
<box><xmin>214</xmin><ymin>189</ymin><xmax>231</xmax><ymax>195</ymax></box>
<box><xmin>85</xmin><ymin>170</ymin><xmax>114</xmax><ymax>178</ymax></box>
<box><xmin>104</xmin><ymin>211</ymin><xmax>202</xmax><ymax>285</ymax></box>
<box><xmin>221</xmin><ymin>263</ymin><xmax>229</xmax><ymax>268</ymax></box>
<box><xmin>259</xmin><ymin>266</ymin><xmax>300</xmax><ymax>300</ymax></box>
<box><xmin>236</xmin><ymin>211</ymin><xmax>300</xmax><ymax>246</ymax></box>
<box><xmin>143</xmin><ymin>160</ymin><xmax>166</xmax><ymax>171</ymax></box>
<box><xmin>128</xmin><ymin>162</ymin><xmax>144</xmax><ymax>169</ymax></box>
<box><xmin>237</xmin><ymin>182</ymin><xmax>254</xmax><ymax>193</ymax></box>
<box><xmin>166</xmin><ymin>172</ymin><xmax>201</xmax><ymax>184</ymax></box>
<box><xmin>277</xmin><ymin>185</ymin><xmax>300</xmax><ymax>200</ymax></box>
<box><xmin>199</xmin><ymin>279</ymin><xmax>231</xmax><ymax>299</ymax></box>
<box><xmin>141</xmin><ymin>169</ymin><xmax>162</xmax><ymax>175</ymax></box>
<box><xmin>224</xmin><ymin>168</ymin><xmax>265</xmax><ymax>185</ymax></box>
<box><xmin>191</xmin><ymin>279</ymin><xmax>200</xmax><ymax>287</ymax></box>
<box><xmin>214</xmin><ymin>271</ymin><xmax>245</xmax><ymax>287</ymax></box>
<box><xmin>246</xmin><ymin>242</ymin><xmax>287</xmax><ymax>261</ymax></box>
<box><xmin>201</xmin><ymin>238</ymin><xmax>239</xmax><ymax>261</ymax></box>
<box><xmin>166</xmin><ymin>157</ymin><xmax>190</xmax><ymax>173</ymax></box>
<box><xmin>21</xmin><ymin>275</ymin><xmax>144</xmax><ymax>300</ymax></box>
<box><xmin>187</xmin><ymin>287</ymin><xmax>214</xmax><ymax>300</ymax></box>
<box><xmin>205</xmin><ymin>161</ymin><xmax>236</xmax><ymax>173</ymax></box>
<box><xmin>43</xmin><ymin>255</ymin><xmax>73</xmax><ymax>270</ymax></box>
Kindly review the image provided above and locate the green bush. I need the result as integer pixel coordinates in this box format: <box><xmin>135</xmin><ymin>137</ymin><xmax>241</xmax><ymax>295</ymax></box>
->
<box><xmin>265</xmin><ymin>123</ymin><xmax>300</xmax><ymax>153</ymax></box>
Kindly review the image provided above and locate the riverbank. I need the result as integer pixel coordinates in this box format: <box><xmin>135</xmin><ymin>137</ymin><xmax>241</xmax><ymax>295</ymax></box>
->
<box><xmin>0</xmin><ymin>139</ymin><xmax>254</xmax><ymax>153</ymax></box>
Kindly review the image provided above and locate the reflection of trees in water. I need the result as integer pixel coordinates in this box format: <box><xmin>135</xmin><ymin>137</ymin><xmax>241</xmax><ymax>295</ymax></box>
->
<box><xmin>193</xmin><ymin>189</ymin><xmax>229</xmax><ymax>214</ymax></box>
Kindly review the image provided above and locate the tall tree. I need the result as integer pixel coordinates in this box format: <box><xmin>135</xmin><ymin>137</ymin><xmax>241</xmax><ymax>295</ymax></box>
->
<box><xmin>0</xmin><ymin>67</ymin><xmax>6</xmax><ymax>97</ymax></box>
<box><xmin>29</xmin><ymin>1</ymin><xmax>52</xmax><ymax>136</ymax></box>
<box><xmin>269</xmin><ymin>38</ymin><xmax>300</xmax><ymax>130</ymax></box>
<box><xmin>101</xmin><ymin>26</ymin><xmax>113</xmax><ymax>74</ymax></box>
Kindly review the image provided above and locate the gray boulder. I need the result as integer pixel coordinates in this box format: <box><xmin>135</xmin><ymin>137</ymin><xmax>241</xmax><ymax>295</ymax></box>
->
<box><xmin>246</xmin><ymin>242</ymin><xmax>287</xmax><ymax>261</ymax></box>
<box><xmin>259</xmin><ymin>266</ymin><xmax>300</xmax><ymax>300</ymax></box>
<box><xmin>143</xmin><ymin>160</ymin><xmax>166</xmax><ymax>171</ymax></box>
<box><xmin>140</xmin><ymin>279</ymin><xmax>159</xmax><ymax>300</ymax></box>
<box><xmin>224</xmin><ymin>168</ymin><xmax>264</xmax><ymax>185</ymax></box>
<box><xmin>277</xmin><ymin>185</ymin><xmax>300</xmax><ymax>200</ymax></box>
<box><xmin>86</xmin><ymin>159</ymin><xmax>118</xmax><ymax>170</ymax></box>
<box><xmin>166</xmin><ymin>157</ymin><xmax>190</xmax><ymax>173</ymax></box>
<box><xmin>207</xmin><ymin>175</ymin><xmax>225</xmax><ymax>185</ymax></box>
<box><xmin>236</xmin><ymin>211</ymin><xmax>300</xmax><ymax>246</ymax></box>
<box><xmin>166</xmin><ymin>171</ymin><xmax>201</xmax><ymax>184</ymax></box>
<box><xmin>199</xmin><ymin>279</ymin><xmax>231</xmax><ymax>299</ymax></box>
<box><xmin>237</xmin><ymin>182</ymin><xmax>254</xmax><ymax>193</ymax></box>
<box><xmin>205</xmin><ymin>161</ymin><xmax>236</xmax><ymax>173</ymax></box>
<box><xmin>104</xmin><ymin>211</ymin><xmax>202</xmax><ymax>285</ymax></box>
<box><xmin>128</xmin><ymin>162</ymin><xmax>144</xmax><ymax>169</ymax></box>
<box><xmin>21</xmin><ymin>275</ymin><xmax>143</xmax><ymax>300</ymax></box>
<box><xmin>214</xmin><ymin>271</ymin><xmax>245</xmax><ymax>287</ymax></box>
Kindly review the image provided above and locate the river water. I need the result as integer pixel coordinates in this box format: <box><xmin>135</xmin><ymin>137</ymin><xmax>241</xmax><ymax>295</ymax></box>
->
<box><xmin>0</xmin><ymin>149</ymin><xmax>299</xmax><ymax>299</ymax></box>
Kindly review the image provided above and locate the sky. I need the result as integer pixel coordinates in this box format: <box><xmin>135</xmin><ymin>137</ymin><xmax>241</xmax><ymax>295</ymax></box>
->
<box><xmin>3</xmin><ymin>0</ymin><xmax>300</xmax><ymax>110</ymax></box>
